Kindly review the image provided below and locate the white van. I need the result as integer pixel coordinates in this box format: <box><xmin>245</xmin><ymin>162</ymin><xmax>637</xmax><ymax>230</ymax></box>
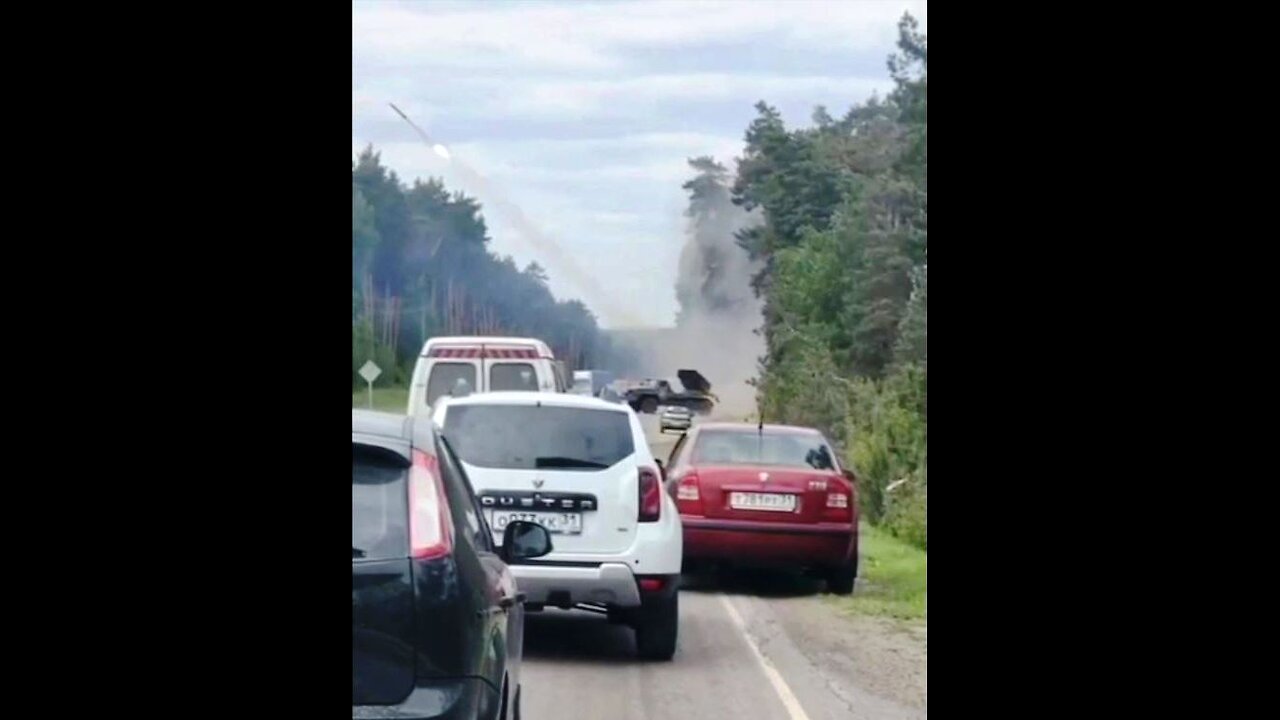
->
<box><xmin>407</xmin><ymin>336</ymin><xmax>564</xmax><ymax>416</ymax></box>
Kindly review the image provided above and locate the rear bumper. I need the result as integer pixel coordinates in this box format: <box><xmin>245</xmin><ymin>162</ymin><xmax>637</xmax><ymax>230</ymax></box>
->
<box><xmin>511</xmin><ymin>561</ymin><xmax>642</xmax><ymax>607</ymax></box>
<box><xmin>353</xmin><ymin>677</ymin><xmax>494</xmax><ymax>720</ymax></box>
<box><xmin>682</xmin><ymin>517</ymin><xmax>856</xmax><ymax>568</ymax></box>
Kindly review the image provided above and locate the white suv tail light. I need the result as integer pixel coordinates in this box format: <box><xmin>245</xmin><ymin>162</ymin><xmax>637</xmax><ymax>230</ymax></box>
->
<box><xmin>638</xmin><ymin>467</ymin><xmax>661</xmax><ymax>522</ymax></box>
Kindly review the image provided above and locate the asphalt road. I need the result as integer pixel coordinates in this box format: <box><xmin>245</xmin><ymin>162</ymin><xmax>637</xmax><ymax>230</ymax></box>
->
<box><xmin>518</xmin><ymin>413</ymin><xmax>926</xmax><ymax>720</ymax></box>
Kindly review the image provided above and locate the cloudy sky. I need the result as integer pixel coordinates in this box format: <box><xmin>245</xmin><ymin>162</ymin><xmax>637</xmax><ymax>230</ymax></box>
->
<box><xmin>352</xmin><ymin>0</ymin><xmax>927</xmax><ymax>328</ymax></box>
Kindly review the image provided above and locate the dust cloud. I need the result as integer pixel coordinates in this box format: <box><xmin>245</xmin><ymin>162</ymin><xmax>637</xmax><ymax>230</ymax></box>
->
<box><xmin>609</xmin><ymin>158</ymin><xmax>764</xmax><ymax>420</ymax></box>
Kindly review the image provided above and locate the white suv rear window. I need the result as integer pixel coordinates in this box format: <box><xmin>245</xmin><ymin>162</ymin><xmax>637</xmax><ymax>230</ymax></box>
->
<box><xmin>445</xmin><ymin>405</ymin><xmax>634</xmax><ymax>471</ymax></box>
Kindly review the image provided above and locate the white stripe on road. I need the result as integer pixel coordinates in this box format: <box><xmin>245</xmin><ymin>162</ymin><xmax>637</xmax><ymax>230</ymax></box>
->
<box><xmin>719</xmin><ymin>595</ymin><xmax>812</xmax><ymax>720</ymax></box>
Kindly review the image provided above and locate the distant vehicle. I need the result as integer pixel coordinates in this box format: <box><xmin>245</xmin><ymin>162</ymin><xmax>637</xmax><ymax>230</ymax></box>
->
<box><xmin>571</xmin><ymin>369</ymin><xmax>614</xmax><ymax>397</ymax></box>
<box><xmin>553</xmin><ymin>360</ymin><xmax>572</xmax><ymax>396</ymax></box>
<box><xmin>407</xmin><ymin>336</ymin><xmax>564</xmax><ymax>416</ymax></box>
<box><xmin>599</xmin><ymin>384</ymin><xmax>625</xmax><ymax>404</ymax></box>
<box><xmin>353</xmin><ymin>409</ymin><xmax>552</xmax><ymax>719</ymax></box>
<box><xmin>662</xmin><ymin>422</ymin><xmax>859</xmax><ymax>594</ymax></box>
<box><xmin>659</xmin><ymin>405</ymin><xmax>692</xmax><ymax>434</ymax></box>
<box><xmin>623</xmin><ymin>369</ymin><xmax>716</xmax><ymax>415</ymax></box>
<box><xmin>433</xmin><ymin>392</ymin><xmax>683</xmax><ymax>660</ymax></box>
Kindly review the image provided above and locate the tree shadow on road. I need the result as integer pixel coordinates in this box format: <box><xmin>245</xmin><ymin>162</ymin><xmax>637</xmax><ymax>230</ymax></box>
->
<box><xmin>522</xmin><ymin>610</ymin><xmax>639</xmax><ymax>663</ymax></box>
<box><xmin>522</xmin><ymin>570</ymin><xmax>832</xmax><ymax>662</ymax></box>
<box><xmin>680</xmin><ymin>567</ymin><xmax>826</xmax><ymax>598</ymax></box>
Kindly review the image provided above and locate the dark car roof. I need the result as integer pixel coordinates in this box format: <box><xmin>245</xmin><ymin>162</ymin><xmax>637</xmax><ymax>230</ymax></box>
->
<box><xmin>352</xmin><ymin>409</ymin><xmax>435</xmax><ymax>458</ymax></box>
<box><xmin>352</xmin><ymin>409</ymin><xmax>412</xmax><ymax>438</ymax></box>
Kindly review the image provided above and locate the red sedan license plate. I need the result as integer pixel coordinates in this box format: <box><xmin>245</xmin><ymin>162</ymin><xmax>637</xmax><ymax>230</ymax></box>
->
<box><xmin>728</xmin><ymin>492</ymin><xmax>797</xmax><ymax>512</ymax></box>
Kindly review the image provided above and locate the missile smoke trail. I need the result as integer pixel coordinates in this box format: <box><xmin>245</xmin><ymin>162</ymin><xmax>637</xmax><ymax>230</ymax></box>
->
<box><xmin>388</xmin><ymin>103</ymin><xmax>641</xmax><ymax>328</ymax></box>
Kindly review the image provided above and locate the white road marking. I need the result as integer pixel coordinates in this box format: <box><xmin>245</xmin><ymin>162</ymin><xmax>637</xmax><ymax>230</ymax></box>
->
<box><xmin>719</xmin><ymin>594</ymin><xmax>813</xmax><ymax>720</ymax></box>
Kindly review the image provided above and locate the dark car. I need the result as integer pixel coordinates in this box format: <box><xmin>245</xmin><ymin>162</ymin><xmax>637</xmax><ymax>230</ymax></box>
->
<box><xmin>353</xmin><ymin>410</ymin><xmax>552</xmax><ymax>719</ymax></box>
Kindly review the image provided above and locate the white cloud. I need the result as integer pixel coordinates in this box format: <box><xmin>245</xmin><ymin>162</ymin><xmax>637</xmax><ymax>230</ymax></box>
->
<box><xmin>353</xmin><ymin>1</ymin><xmax>926</xmax><ymax>74</ymax></box>
<box><xmin>352</xmin><ymin>0</ymin><xmax>926</xmax><ymax>326</ymax></box>
<box><xmin>473</xmin><ymin>73</ymin><xmax>893</xmax><ymax>121</ymax></box>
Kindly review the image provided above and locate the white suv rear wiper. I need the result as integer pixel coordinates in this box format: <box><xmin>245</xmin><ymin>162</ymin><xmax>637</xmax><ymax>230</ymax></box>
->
<box><xmin>535</xmin><ymin>456</ymin><xmax>609</xmax><ymax>469</ymax></box>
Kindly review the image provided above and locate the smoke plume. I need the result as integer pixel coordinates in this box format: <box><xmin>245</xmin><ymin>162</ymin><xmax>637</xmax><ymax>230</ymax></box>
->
<box><xmin>613</xmin><ymin>157</ymin><xmax>764</xmax><ymax>419</ymax></box>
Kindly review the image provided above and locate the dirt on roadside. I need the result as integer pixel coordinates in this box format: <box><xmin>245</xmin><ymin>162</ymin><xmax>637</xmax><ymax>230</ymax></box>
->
<box><xmin>776</xmin><ymin>596</ymin><xmax>927</xmax><ymax>711</ymax></box>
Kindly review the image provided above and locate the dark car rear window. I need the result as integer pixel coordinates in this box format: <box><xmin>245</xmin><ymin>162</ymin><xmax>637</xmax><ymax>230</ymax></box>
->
<box><xmin>353</xmin><ymin>445</ymin><xmax>409</xmax><ymax>560</ymax></box>
<box><xmin>444</xmin><ymin>404</ymin><xmax>634</xmax><ymax>471</ymax></box>
<box><xmin>692</xmin><ymin>430</ymin><xmax>836</xmax><ymax>470</ymax></box>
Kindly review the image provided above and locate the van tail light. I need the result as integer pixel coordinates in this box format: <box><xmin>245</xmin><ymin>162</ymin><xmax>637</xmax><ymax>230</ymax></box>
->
<box><xmin>638</xmin><ymin>467</ymin><xmax>661</xmax><ymax>522</ymax></box>
<box><xmin>674</xmin><ymin>472</ymin><xmax>704</xmax><ymax>515</ymax></box>
<box><xmin>408</xmin><ymin>450</ymin><xmax>455</xmax><ymax>559</ymax></box>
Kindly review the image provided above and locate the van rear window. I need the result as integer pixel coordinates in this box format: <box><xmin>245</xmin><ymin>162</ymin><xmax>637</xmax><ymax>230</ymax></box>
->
<box><xmin>427</xmin><ymin>362</ymin><xmax>477</xmax><ymax>407</ymax></box>
<box><xmin>490</xmin><ymin>363</ymin><xmax>538</xmax><ymax>391</ymax></box>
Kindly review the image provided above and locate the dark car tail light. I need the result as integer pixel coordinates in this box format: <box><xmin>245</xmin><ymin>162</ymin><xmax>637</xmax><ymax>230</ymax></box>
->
<box><xmin>639</xmin><ymin>467</ymin><xmax>661</xmax><ymax>522</ymax></box>
<box><xmin>674</xmin><ymin>471</ymin><xmax>704</xmax><ymax>516</ymax></box>
<box><xmin>408</xmin><ymin>450</ymin><xmax>455</xmax><ymax>559</ymax></box>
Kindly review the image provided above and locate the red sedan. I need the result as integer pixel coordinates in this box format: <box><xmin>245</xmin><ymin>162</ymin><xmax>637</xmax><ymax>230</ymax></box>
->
<box><xmin>661</xmin><ymin>422</ymin><xmax>859</xmax><ymax>594</ymax></box>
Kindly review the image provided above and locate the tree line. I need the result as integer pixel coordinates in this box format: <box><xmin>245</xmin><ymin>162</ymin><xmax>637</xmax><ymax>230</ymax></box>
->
<box><xmin>681</xmin><ymin>13</ymin><xmax>927</xmax><ymax>547</ymax></box>
<box><xmin>352</xmin><ymin>149</ymin><xmax>606</xmax><ymax>387</ymax></box>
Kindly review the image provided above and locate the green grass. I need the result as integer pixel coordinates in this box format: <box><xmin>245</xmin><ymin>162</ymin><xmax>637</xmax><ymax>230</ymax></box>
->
<box><xmin>352</xmin><ymin>385</ymin><xmax>410</xmax><ymax>413</ymax></box>
<box><xmin>833</xmin><ymin>523</ymin><xmax>927</xmax><ymax>621</ymax></box>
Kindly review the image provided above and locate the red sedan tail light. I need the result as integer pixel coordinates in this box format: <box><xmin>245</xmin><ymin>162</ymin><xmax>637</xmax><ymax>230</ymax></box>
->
<box><xmin>674</xmin><ymin>471</ymin><xmax>704</xmax><ymax>516</ymax></box>
<box><xmin>821</xmin><ymin>473</ymin><xmax>856</xmax><ymax>522</ymax></box>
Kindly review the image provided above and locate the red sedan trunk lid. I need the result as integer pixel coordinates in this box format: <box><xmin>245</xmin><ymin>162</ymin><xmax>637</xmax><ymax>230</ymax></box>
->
<box><xmin>694</xmin><ymin>465</ymin><xmax>840</xmax><ymax>523</ymax></box>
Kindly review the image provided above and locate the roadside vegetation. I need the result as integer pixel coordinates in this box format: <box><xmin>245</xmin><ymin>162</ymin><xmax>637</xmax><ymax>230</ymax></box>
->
<box><xmin>693</xmin><ymin>14</ymin><xmax>927</xmax><ymax>551</ymax></box>
<box><xmin>832</xmin><ymin>524</ymin><xmax>926</xmax><ymax>621</ymax></box>
<box><xmin>352</xmin><ymin>385</ymin><xmax>410</xmax><ymax>413</ymax></box>
<box><xmin>352</xmin><ymin>150</ymin><xmax>607</xmax><ymax>391</ymax></box>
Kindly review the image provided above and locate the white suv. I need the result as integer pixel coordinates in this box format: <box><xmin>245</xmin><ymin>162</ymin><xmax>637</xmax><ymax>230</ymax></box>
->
<box><xmin>432</xmin><ymin>391</ymin><xmax>682</xmax><ymax>660</ymax></box>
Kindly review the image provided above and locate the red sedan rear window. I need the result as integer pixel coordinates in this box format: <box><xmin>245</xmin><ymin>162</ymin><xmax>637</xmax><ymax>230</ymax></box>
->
<box><xmin>692</xmin><ymin>430</ymin><xmax>836</xmax><ymax>470</ymax></box>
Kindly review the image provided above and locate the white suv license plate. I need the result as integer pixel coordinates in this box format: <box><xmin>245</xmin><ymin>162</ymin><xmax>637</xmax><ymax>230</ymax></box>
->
<box><xmin>488</xmin><ymin>510</ymin><xmax>583</xmax><ymax>535</ymax></box>
<box><xmin>729</xmin><ymin>492</ymin><xmax>797</xmax><ymax>512</ymax></box>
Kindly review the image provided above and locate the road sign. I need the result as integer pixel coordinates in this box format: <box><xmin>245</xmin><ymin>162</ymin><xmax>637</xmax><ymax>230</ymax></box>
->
<box><xmin>359</xmin><ymin>360</ymin><xmax>382</xmax><ymax>408</ymax></box>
